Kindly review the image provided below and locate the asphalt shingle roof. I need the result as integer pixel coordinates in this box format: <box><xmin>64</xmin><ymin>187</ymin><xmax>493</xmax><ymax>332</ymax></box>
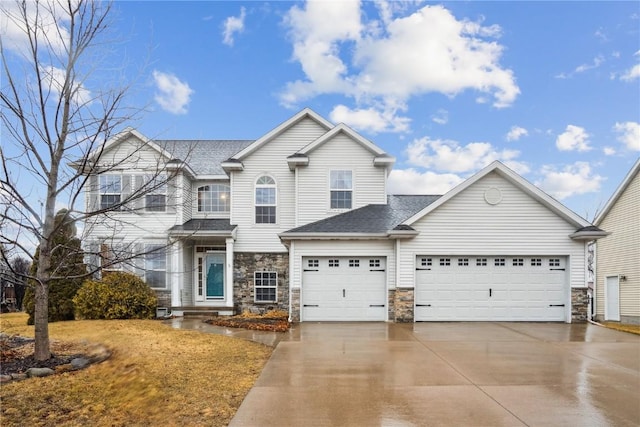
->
<box><xmin>284</xmin><ymin>195</ymin><xmax>441</xmax><ymax>234</ymax></box>
<box><xmin>156</xmin><ymin>140</ymin><xmax>253</xmax><ymax>175</ymax></box>
<box><xmin>169</xmin><ymin>219</ymin><xmax>236</xmax><ymax>233</ymax></box>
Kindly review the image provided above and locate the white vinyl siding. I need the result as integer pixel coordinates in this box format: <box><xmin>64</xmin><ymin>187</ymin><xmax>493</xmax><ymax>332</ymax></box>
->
<box><xmin>296</xmin><ymin>132</ymin><xmax>387</xmax><ymax>226</ymax></box>
<box><xmin>231</xmin><ymin>117</ymin><xmax>327</xmax><ymax>252</ymax></box>
<box><xmin>181</xmin><ymin>174</ymin><xmax>193</xmax><ymax>223</ymax></box>
<box><xmin>595</xmin><ymin>170</ymin><xmax>640</xmax><ymax>319</ymax></box>
<box><xmin>398</xmin><ymin>172</ymin><xmax>587</xmax><ymax>296</ymax></box>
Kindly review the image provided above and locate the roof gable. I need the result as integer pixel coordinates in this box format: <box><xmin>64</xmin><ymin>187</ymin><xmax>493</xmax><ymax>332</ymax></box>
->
<box><xmin>404</xmin><ymin>161</ymin><xmax>591</xmax><ymax>228</ymax></box>
<box><xmin>594</xmin><ymin>158</ymin><xmax>640</xmax><ymax>226</ymax></box>
<box><xmin>87</xmin><ymin>128</ymin><xmax>172</xmax><ymax>163</ymax></box>
<box><xmin>297</xmin><ymin>123</ymin><xmax>387</xmax><ymax>157</ymax></box>
<box><xmin>230</xmin><ymin>108</ymin><xmax>333</xmax><ymax>161</ymax></box>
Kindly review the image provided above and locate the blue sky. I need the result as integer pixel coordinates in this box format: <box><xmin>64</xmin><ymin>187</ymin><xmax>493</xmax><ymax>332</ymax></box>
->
<box><xmin>4</xmin><ymin>1</ymin><xmax>640</xmax><ymax>223</ymax></box>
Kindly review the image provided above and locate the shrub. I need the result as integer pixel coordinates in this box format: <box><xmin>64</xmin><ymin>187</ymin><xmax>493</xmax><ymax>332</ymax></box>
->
<box><xmin>74</xmin><ymin>272</ymin><xmax>157</xmax><ymax>320</ymax></box>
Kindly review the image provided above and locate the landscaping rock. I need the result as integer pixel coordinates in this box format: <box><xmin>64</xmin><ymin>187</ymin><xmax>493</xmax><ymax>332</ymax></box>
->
<box><xmin>26</xmin><ymin>367</ymin><xmax>55</xmax><ymax>378</ymax></box>
<box><xmin>55</xmin><ymin>363</ymin><xmax>74</xmax><ymax>373</ymax></box>
<box><xmin>10</xmin><ymin>373</ymin><xmax>27</xmax><ymax>381</ymax></box>
<box><xmin>0</xmin><ymin>374</ymin><xmax>12</xmax><ymax>383</ymax></box>
<box><xmin>71</xmin><ymin>357</ymin><xmax>90</xmax><ymax>370</ymax></box>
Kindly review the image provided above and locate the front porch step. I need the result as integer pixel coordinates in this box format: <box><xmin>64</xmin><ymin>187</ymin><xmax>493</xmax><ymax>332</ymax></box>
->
<box><xmin>174</xmin><ymin>306</ymin><xmax>235</xmax><ymax>317</ymax></box>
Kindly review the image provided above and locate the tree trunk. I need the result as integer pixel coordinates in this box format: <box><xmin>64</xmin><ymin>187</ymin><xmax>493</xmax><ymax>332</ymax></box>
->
<box><xmin>33</xmin><ymin>281</ymin><xmax>50</xmax><ymax>360</ymax></box>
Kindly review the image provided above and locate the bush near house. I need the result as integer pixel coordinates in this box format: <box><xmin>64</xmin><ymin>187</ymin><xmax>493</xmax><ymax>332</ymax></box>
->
<box><xmin>74</xmin><ymin>272</ymin><xmax>157</xmax><ymax>320</ymax></box>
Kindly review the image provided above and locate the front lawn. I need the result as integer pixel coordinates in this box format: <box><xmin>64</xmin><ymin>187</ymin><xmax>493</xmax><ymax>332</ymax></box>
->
<box><xmin>0</xmin><ymin>312</ymin><xmax>272</xmax><ymax>427</ymax></box>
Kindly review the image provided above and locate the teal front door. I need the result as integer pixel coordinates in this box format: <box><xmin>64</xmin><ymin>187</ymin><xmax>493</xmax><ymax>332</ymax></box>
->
<box><xmin>205</xmin><ymin>254</ymin><xmax>224</xmax><ymax>299</ymax></box>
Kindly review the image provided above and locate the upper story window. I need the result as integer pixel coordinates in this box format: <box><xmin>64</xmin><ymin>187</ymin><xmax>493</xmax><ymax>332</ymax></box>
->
<box><xmin>145</xmin><ymin>174</ymin><xmax>167</xmax><ymax>212</ymax></box>
<box><xmin>99</xmin><ymin>175</ymin><xmax>121</xmax><ymax>210</ymax></box>
<box><xmin>198</xmin><ymin>184</ymin><xmax>230</xmax><ymax>212</ymax></box>
<box><xmin>255</xmin><ymin>175</ymin><xmax>276</xmax><ymax>224</ymax></box>
<box><xmin>330</xmin><ymin>170</ymin><xmax>352</xmax><ymax>210</ymax></box>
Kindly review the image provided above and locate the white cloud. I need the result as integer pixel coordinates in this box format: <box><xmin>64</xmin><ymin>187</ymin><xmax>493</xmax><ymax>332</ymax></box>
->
<box><xmin>613</xmin><ymin>121</ymin><xmax>640</xmax><ymax>151</ymax></box>
<box><xmin>556</xmin><ymin>125</ymin><xmax>591</xmax><ymax>152</ymax></box>
<box><xmin>281</xmin><ymin>3</ymin><xmax>519</xmax><ymax>129</ymax></box>
<box><xmin>222</xmin><ymin>7</ymin><xmax>246</xmax><ymax>46</ymax></box>
<box><xmin>506</xmin><ymin>125</ymin><xmax>528</xmax><ymax>142</ymax></box>
<box><xmin>431</xmin><ymin>109</ymin><xmax>448</xmax><ymax>125</ymax></box>
<box><xmin>388</xmin><ymin>169</ymin><xmax>463</xmax><ymax>195</ymax></box>
<box><xmin>152</xmin><ymin>70</ymin><xmax>194</xmax><ymax>115</ymax></box>
<box><xmin>620</xmin><ymin>64</ymin><xmax>640</xmax><ymax>81</ymax></box>
<box><xmin>603</xmin><ymin>147</ymin><xmax>616</xmax><ymax>156</ymax></box>
<box><xmin>329</xmin><ymin>104</ymin><xmax>410</xmax><ymax>133</ymax></box>
<box><xmin>0</xmin><ymin>0</ymin><xmax>71</xmax><ymax>56</ymax></box>
<box><xmin>536</xmin><ymin>162</ymin><xmax>604</xmax><ymax>200</ymax></box>
<box><xmin>575</xmin><ymin>55</ymin><xmax>604</xmax><ymax>73</ymax></box>
<box><xmin>40</xmin><ymin>65</ymin><xmax>92</xmax><ymax>106</ymax></box>
<box><xmin>405</xmin><ymin>136</ymin><xmax>529</xmax><ymax>174</ymax></box>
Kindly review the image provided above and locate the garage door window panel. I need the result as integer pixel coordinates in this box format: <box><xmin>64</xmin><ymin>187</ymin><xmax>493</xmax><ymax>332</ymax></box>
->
<box><xmin>255</xmin><ymin>271</ymin><xmax>277</xmax><ymax>303</ymax></box>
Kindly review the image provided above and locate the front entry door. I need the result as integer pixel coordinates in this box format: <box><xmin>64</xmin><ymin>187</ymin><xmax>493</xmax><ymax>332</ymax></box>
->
<box><xmin>206</xmin><ymin>254</ymin><xmax>224</xmax><ymax>299</ymax></box>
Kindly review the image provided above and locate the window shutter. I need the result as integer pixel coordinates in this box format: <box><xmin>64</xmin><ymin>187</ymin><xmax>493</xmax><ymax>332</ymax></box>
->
<box><xmin>134</xmin><ymin>175</ymin><xmax>144</xmax><ymax>212</ymax></box>
<box><xmin>122</xmin><ymin>175</ymin><xmax>132</xmax><ymax>211</ymax></box>
<box><xmin>166</xmin><ymin>175</ymin><xmax>177</xmax><ymax>214</ymax></box>
<box><xmin>87</xmin><ymin>175</ymin><xmax>99</xmax><ymax>213</ymax></box>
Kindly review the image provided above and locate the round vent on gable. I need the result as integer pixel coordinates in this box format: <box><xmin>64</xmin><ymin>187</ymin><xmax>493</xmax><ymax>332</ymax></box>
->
<box><xmin>484</xmin><ymin>187</ymin><xmax>502</xmax><ymax>205</ymax></box>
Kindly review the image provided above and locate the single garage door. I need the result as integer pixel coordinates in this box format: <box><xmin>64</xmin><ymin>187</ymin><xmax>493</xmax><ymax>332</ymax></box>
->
<box><xmin>302</xmin><ymin>256</ymin><xmax>387</xmax><ymax>321</ymax></box>
<box><xmin>415</xmin><ymin>256</ymin><xmax>567</xmax><ymax>321</ymax></box>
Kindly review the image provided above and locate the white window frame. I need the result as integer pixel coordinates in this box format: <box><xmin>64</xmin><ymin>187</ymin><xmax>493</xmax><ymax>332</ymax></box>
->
<box><xmin>197</xmin><ymin>183</ymin><xmax>230</xmax><ymax>212</ymax></box>
<box><xmin>144</xmin><ymin>174</ymin><xmax>167</xmax><ymax>212</ymax></box>
<box><xmin>100</xmin><ymin>242</ymin><xmax>123</xmax><ymax>273</ymax></box>
<box><xmin>330</xmin><ymin>170</ymin><xmax>353</xmax><ymax>210</ymax></box>
<box><xmin>144</xmin><ymin>244</ymin><xmax>167</xmax><ymax>289</ymax></box>
<box><xmin>99</xmin><ymin>174</ymin><xmax>122</xmax><ymax>210</ymax></box>
<box><xmin>254</xmin><ymin>271</ymin><xmax>277</xmax><ymax>303</ymax></box>
<box><xmin>255</xmin><ymin>175</ymin><xmax>277</xmax><ymax>224</ymax></box>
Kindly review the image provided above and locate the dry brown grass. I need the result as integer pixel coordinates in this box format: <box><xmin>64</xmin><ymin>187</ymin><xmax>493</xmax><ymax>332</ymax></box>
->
<box><xmin>0</xmin><ymin>312</ymin><xmax>272</xmax><ymax>427</ymax></box>
<box><xmin>601</xmin><ymin>322</ymin><xmax>640</xmax><ymax>335</ymax></box>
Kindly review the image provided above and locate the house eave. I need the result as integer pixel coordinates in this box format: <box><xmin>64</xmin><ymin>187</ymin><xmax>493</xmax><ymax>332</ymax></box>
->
<box><xmin>286</xmin><ymin>156</ymin><xmax>309</xmax><ymax>171</ymax></box>
<box><xmin>221</xmin><ymin>160</ymin><xmax>244</xmax><ymax>172</ymax></box>
<box><xmin>279</xmin><ymin>232</ymin><xmax>389</xmax><ymax>241</ymax></box>
<box><xmin>569</xmin><ymin>230</ymin><xmax>611</xmax><ymax>241</ymax></box>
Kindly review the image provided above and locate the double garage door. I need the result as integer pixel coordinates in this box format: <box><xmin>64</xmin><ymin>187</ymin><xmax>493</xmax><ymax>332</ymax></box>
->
<box><xmin>301</xmin><ymin>257</ymin><xmax>387</xmax><ymax>321</ymax></box>
<box><xmin>415</xmin><ymin>256</ymin><xmax>568</xmax><ymax>321</ymax></box>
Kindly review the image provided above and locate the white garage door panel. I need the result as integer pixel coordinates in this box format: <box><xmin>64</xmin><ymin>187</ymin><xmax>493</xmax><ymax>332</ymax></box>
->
<box><xmin>302</xmin><ymin>257</ymin><xmax>386</xmax><ymax>321</ymax></box>
<box><xmin>416</xmin><ymin>256</ymin><xmax>567</xmax><ymax>321</ymax></box>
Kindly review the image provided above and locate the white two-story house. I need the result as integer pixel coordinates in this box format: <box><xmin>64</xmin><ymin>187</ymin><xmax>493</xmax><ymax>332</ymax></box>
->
<box><xmin>82</xmin><ymin>108</ymin><xmax>606</xmax><ymax>322</ymax></box>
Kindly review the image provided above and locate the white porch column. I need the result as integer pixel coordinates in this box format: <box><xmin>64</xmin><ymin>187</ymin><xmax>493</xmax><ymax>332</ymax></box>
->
<box><xmin>225</xmin><ymin>237</ymin><xmax>234</xmax><ymax>308</ymax></box>
<box><xmin>171</xmin><ymin>240</ymin><xmax>182</xmax><ymax>307</ymax></box>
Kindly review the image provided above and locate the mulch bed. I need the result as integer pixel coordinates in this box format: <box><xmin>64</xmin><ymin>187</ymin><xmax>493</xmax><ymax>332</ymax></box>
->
<box><xmin>204</xmin><ymin>316</ymin><xmax>290</xmax><ymax>332</ymax></box>
<box><xmin>0</xmin><ymin>335</ymin><xmax>84</xmax><ymax>376</ymax></box>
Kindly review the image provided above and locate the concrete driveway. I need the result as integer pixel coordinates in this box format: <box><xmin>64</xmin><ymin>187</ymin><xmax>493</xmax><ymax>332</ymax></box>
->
<box><xmin>230</xmin><ymin>322</ymin><xmax>640</xmax><ymax>426</ymax></box>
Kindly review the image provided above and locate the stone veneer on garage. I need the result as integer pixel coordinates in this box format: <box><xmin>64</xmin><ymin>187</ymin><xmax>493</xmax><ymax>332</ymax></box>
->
<box><xmin>570</xmin><ymin>287</ymin><xmax>589</xmax><ymax>322</ymax></box>
<box><xmin>233</xmin><ymin>252</ymin><xmax>289</xmax><ymax>315</ymax></box>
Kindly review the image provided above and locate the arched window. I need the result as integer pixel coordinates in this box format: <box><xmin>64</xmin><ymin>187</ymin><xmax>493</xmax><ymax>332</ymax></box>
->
<box><xmin>198</xmin><ymin>184</ymin><xmax>230</xmax><ymax>212</ymax></box>
<box><xmin>255</xmin><ymin>175</ymin><xmax>276</xmax><ymax>224</ymax></box>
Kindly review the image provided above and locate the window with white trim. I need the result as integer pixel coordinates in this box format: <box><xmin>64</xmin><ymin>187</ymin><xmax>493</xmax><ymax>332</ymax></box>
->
<box><xmin>369</xmin><ymin>259</ymin><xmax>381</xmax><ymax>268</ymax></box>
<box><xmin>476</xmin><ymin>258</ymin><xmax>487</xmax><ymax>266</ymax></box>
<box><xmin>198</xmin><ymin>184</ymin><xmax>230</xmax><ymax>212</ymax></box>
<box><xmin>421</xmin><ymin>258</ymin><xmax>432</xmax><ymax>267</ymax></box>
<box><xmin>144</xmin><ymin>244</ymin><xmax>167</xmax><ymax>288</ymax></box>
<box><xmin>255</xmin><ymin>176</ymin><xmax>276</xmax><ymax>224</ymax></box>
<box><xmin>307</xmin><ymin>259</ymin><xmax>319</xmax><ymax>268</ymax></box>
<box><xmin>330</xmin><ymin>170</ymin><xmax>352</xmax><ymax>209</ymax></box>
<box><xmin>458</xmin><ymin>258</ymin><xmax>469</xmax><ymax>266</ymax></box>
<box><xmin>531</xmin><ymin>258</ymin><xmax>542</xmax><ymax>266</ymax></box>
<box><xmin>100</xmin><ymin>243</ymin><xmax>122</xmax><ymax>272</ymax></box>
<box><xmin>145</xmin><ymin>174</ymin><xmax>167</xmax><ymax>212</ymax></box>
<box><xmin>439</xmin><ymin>258</ymin><xmax>451</xmax><ymax>266</ymax></box>
<box><xmin>549</xmin><ymin>258</ymin><xmax>560</xmax><ymax>267</ymax></box>
<box><xmin>329</xmin><ymin>259</ymin><xmax>339</xmax><ymax>267</ymax></box>
<box><xmin>512</xmin><ymin>258</ymin><xmax>524</xmax><ymax>266</ymax></box>
<box><xmin>349</xmin><ymin>259</ymin><xmax>360</xmax><ymax>267</ymax></box>
<box><xmin>100</xmin><ymin>175</ymin><xmax>121</xmax><ymax>210</ymax></box>
<box><xmin>254</xmin><ymin>271</ymin><xmax>277</xmax><ymax>302</ymax></box>
<box><xmin>494</xmin><ymin>258</ymin><xmax>506</xmax><ymax>266</ymax></box>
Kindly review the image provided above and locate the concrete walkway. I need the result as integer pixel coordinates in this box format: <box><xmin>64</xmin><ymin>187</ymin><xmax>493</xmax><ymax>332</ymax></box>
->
<box><xmin>229</xmin><ymin>322</ymin><xmax>640</xmax><ymax>426</ymax></box>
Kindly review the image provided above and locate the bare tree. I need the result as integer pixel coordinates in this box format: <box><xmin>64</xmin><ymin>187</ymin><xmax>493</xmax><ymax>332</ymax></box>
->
<box><xmin>0</xmin><ymin>0</ymin><xmax>182</xmax><ymax>360</ymax></box>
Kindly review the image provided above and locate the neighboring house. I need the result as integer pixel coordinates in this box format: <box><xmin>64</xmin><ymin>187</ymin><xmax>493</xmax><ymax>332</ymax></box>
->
<box><xmin>81</xmin><ymin>108</ymin><xmax>607</xmax><ymax>322</ymax></box>
<box><xmin>594</xmin><ymin>158</ymin><xmax>640</xmax><ymax>324</ymax></box>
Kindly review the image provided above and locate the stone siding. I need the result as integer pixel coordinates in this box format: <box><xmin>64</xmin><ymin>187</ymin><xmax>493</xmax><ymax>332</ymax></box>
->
<box><xmin>571</xmin><ymin>287</ymin><xmax>589</xmax><ymax>322</ymax></box>
<box><xmin>290</xmin><ymin>288</ymin><xmax>300</xmax><ymax>322</ymax></box>
<box><xmin>233</xmin><ymin>252</ymin><xmax>289</xmax><ymax>315</ymax></box>
<box><xmin>392</xmin><ymin>288</ymin><xmax>414</xmax><ymax>322</ymax></box>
